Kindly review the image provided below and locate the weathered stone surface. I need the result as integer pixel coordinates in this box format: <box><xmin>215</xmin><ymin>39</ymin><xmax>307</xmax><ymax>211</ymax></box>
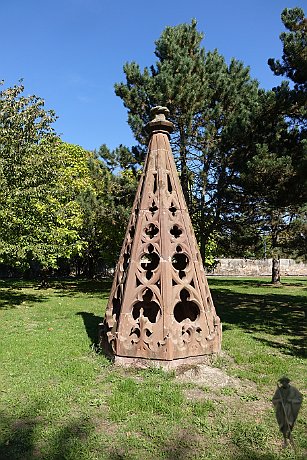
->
<box><xmin>100</xmin><ymin>107</ymin><xmax>221</xmax><ymax>365</ymax></box>
<box><xmin>209</xmin><ymin>258</ymin><xmax>307</xmax><ymax>276</ymax></box>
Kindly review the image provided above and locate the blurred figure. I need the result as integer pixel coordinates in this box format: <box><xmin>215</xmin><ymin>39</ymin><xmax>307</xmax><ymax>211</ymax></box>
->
<box><xmin>272</xmin><ymin>376</ymin><xmax>303</xmax><ymax>448</ymax></box>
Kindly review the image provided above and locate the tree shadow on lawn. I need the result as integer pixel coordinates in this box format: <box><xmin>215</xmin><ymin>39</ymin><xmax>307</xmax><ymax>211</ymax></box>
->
<box><xmin>0</xmin><ymin>409</ymin><xmax>93</xmax><ymax>460</ymax></box>
<box><xmin>208</xmin><ymin>277</ymin><xmax>306</xmax><ymax>289</ymax></box>
<box><xmin>211</xmin><ymin>286</ymin><xmax>306</xmax><ymax>358</ymax></box>
<box><xmin>52</xmin><ymin>278</ymin><xmax>112</xmax><ymax>298</ymax></box>
<box><xmin>0</xmin><ymin>279</ymin><xmax>41</xmax><ymax>289</ymax></box>
<box><xmin>0</xmin><ymin>278</ymin><xmax>112</xmax><ymax>309</ymax></box>
<box><xmin>0</xmin><ymin>290</ymin><xmax>47</xmax><ymax>310</ymax></box>
<box><xmin>104</xmin><ymin>429</ymin><xmax>296</xmax><ymax>460</ymax></box>
<box><xmin>108</xmin><ymin>430</ymin><xmax>202</xmax><ymax>460</ymax></box>
<box><xmin>1</xmin><ymin>406</ymin><xmax>304</xmax><ymax>460</ymax></box>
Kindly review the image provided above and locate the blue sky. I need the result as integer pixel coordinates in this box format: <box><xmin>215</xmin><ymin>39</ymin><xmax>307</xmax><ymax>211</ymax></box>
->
<box><xmin>1</xmin><ymin>0</ymin><xmax>306</xmax><ymax>151</ymax></box>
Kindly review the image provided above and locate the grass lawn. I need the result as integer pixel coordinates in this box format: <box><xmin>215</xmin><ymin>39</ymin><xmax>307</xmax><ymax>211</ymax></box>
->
<box><xmin>0</xmin><ymin>277</ymin><xmax>306</xmax><ymax>460</ymax></box>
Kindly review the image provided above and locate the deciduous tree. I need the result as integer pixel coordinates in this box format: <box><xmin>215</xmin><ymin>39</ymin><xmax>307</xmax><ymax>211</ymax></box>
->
<box><xmin>0</xmin><ymin>81</ymin><xmax>95</xmax><ymax>272</ymax></box>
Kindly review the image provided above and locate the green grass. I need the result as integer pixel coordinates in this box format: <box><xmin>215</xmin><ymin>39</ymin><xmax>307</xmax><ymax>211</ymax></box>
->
<box><xmin>0</xmin><ymin>277</ymin><xmax>306</xmax><ymax>459</ymax></box>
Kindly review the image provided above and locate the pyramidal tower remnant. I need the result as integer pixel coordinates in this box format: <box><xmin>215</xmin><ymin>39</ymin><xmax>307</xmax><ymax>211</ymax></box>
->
<box><xmin>101</xmin><ymin>106</ymin><xmax>221</xmax><ymax>367</ymax></box>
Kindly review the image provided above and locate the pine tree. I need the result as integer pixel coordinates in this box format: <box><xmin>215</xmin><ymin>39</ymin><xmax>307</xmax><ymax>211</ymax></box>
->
<box><xmin>268</xmin><ymin>7</ymin><xmax>307</xmax><ymax>91</ymax></box>
<box><xmin>114</xmin><ymin>20</ymin><xmax>259</xmax><ymax>264</ymax></box>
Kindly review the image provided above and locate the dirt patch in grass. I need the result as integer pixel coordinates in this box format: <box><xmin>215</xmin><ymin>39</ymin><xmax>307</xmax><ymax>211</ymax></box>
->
<box><xmin>177</xmin><ymin>359</ymin><xmax>269</xmax><ymax>421</ymax></box>
<box><xmin>176</xmin><ymin>363</ymin><xmax>247</xmax><ymax>388</ymax></box>
<box><xmin>183</xmin><ymin>387</ymin><xmax>207</xmax><ymax>401</ymax></box>
<box><xmin>93</xmin><ymin>416</ymin><xmax>118</xmax><ymax>436</ymax></box>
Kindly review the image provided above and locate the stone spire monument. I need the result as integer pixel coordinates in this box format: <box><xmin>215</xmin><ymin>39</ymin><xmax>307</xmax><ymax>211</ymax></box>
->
<box><xmin>101</xmin><ymin>106</ymin><xmax>221</xmax><ymax>367</ymax></box>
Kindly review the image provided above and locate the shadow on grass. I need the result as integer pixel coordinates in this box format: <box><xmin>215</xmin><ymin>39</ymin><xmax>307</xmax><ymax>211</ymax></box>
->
<box><xmin>1</xmin><ymin>408</ymin><xmax>305</xmax><ymax>460</ymax></box>
<box><xmin>0</xmin><ymin>409</ymin><xmax>93</xmax><ymax>460</ymax></box>
<box><xmin>0</xmin><ymin>277</ymin><xmax>112</xmax><ymax>292</ymax></box>
<box><xmin>104</xmin><ymin>431</ymin><xmax>302</xmax><ymax>460</ymax></box>
<box><xmin>0</xmin><ymin>278</ymin><xmax>112</xmax><ymax>308</ymax></box>
<box><xmin>0</xmin><ymin>279</ymin><xmax>42</xmax><ymax>289</ymax></box>
<box><xmin>211</xmin><ymin>285</ymin><xmax>306</xmax><ymax>358</ymax></box>
<box><xmin>76</xmin><ymin>311</ymin><xmax>104</xmax><ymax>347</ymax></box>
<box><xmin>53</xmin><ymin>279</ymin><xmax>112</xmax><ymax>297</ymax></box>
<box><xmin>208</xmin><ymin>277</ymin><xmax>306</xmax><ymax>289</ymax></box>
<box><xmin>208</xmin><ymin>277</ymin><xmax>272</xmax><ymax>287</ymax></box>
<box><xmin>76</xmin><ymin>311</ymin><xmax>115</xmax><ymax>361</ymax></box>
<box><xmin>0</xmin><ymin>290</ymin><xmax>47</xmax><ymax>310</ymax></box>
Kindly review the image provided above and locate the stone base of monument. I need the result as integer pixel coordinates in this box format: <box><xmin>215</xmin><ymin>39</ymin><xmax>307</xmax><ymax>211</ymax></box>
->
<box><xmin>114</xmin><ymin>354</ymin><xmax>219</xmax><ymax>370</ymax></box>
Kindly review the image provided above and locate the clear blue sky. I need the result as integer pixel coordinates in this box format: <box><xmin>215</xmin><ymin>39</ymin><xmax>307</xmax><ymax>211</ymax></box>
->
<box><xmin>1</xmin><ymin>0</ymin><xmax>306</xmax><ymax>151</ymax></box>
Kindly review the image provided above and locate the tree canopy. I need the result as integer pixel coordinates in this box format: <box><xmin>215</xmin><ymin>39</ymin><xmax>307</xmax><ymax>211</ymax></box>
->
<box><xmin>1</xmin><ymin>7</ymin><xmax>306</xmax><ymax>279</ymax></box>
<box><xmin>115</xmin><ymin>20</ymin><xmax>262</xmax><ymax>264</ymax></box>
<box><xmin>115</xmin><ymin>11</ymin><xmax>306</xmax><ymax>278</ymax></box>
<box><xmin>268</xmin><ymin>7</ymin><xmax>307</xmax><ymax>90</ymax></box>
<box><xmin>0</xmin><ymin>81</ymin><xmax>129</xmax><ymax>274</ymax></box>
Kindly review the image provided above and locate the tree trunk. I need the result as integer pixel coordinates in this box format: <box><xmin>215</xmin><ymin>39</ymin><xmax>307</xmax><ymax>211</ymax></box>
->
<box><xmin>179</xmin><ymin>127</ymin><xmax>190</xmax><ymax>208</ymax></box>
<box><xmin>199</xmin><ymin>222</ymin><xmax>206</xmax><ymax>264</ymax></box>
<box><xmin>86</xmin><ymin>256</ymin><xmax>95</xmax><ymax>279</ymax></box>
<box><xmin>199</xmin><ymin>168</ymin><xmax>207</xmax><ymax>264</ymax></box>
<box><xmin>271</xmin><ymin>257</ymin><xmax>281</xmax><ymax>284</ymax></box>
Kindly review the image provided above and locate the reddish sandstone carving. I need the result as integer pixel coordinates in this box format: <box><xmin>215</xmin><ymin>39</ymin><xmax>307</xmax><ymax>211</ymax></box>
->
<box><xmin>101</xmin><ymin>106</ymin><xmax>221</xmax><ymax>365</ymax></box>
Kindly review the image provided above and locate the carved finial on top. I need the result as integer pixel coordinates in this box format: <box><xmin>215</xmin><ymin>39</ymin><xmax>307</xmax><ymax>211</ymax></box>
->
<box><xmin>150</xmin><ymin>106</ymin><xmax>170</xmax><ymax>122</ymax></box>
<box><xmin>146</xmin><ymin>106</ymin><xmax>173</xmax><ymax>136</ymax></box>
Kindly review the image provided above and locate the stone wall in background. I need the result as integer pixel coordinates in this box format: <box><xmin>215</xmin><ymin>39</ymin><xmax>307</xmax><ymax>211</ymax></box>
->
<box><xmin>209</xmin><ymin>259</ymin><xmax>307</xmax><ymax>276</ymax></box>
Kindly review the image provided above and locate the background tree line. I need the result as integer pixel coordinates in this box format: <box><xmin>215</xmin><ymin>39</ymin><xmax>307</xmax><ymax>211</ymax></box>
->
<box><xmin>0</xmin><ymin>7</ymin><xmax>306</xmax><ymax>283</ymax></box>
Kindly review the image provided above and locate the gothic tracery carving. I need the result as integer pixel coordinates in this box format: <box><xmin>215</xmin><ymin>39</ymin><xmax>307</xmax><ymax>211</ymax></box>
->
<box><xmin>101</xmin><ymin>107</ymin><xmax>221</xmax><ymax>363</ymax></box>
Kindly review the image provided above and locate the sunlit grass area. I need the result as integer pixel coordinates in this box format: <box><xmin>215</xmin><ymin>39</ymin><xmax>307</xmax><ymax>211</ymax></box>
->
<box><xmin>0</xmin><ymin>277</ymin><xmax>306</xmax><ymax>459</ymax></box>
